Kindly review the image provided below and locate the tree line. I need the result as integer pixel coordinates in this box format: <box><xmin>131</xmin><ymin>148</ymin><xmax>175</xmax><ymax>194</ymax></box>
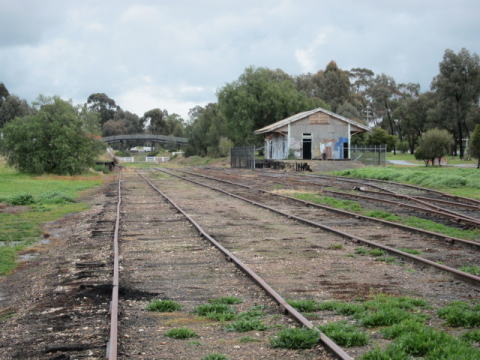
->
<box><xmin>186</xmin><ymin>48</ymin><xmax>480</xmax><ymax>160</ymax></box>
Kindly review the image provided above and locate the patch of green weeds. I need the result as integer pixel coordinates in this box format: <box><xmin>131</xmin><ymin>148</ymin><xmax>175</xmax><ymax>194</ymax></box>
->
<box><xmin>187</xmin><ymin>340</ymin><xmax>202</xmax><ymax>346</ymax></box>
<box><xmin>328</xmin><ymin>243</ymin><xmax>343</xmax><ymax>250</ymax></box>
<box><xmin>318</xmin><ymin>321</ymin><xmax>369</xmax><ymax>347</ymax></box>
<box><xmin>8</xmin><ymin>193</ymin><xmax>35</xmax><ymax>205</ymax></box>
<box><xmin>208</xmin><ymin>296</ymin><xmax>242</xmax><ymax>305</ymax></box>
<box><xmin>365</xmin><ymin>210</ymin><xmax>400</xmax><ymax>221</ymax></box>
<box><xmin>380</xmin><ymin>319</ymin><xmax>426</xmax><ymax>339</ymax></box>
<box><xmin>226</xmin><ymin>318</ymin><xmax>267</xmax><ymax>332</ymax></box>
<box><xmin>376</xmin><ymin>256</ymin><xmax>397</xmax><ymax>264</ymax></box>
<box><xmin>437</xmin><ymin>301</ymin><xmax>480</xmax><ymax>327</ymax></box>
<box><xmin>360</xmin><ymin>345</ymin><xmax>409</xmax><ymax>360</ymax></box>
<box><xmin>194</xmin><ymin>303</ymin><xmax>236</xmax><ymax>321</ymax></box>
<box><xmin>462</xmin><ymin>329</ymin><xmax>480</xmax><ymax>344</ymax></box>
<box><xmin>239</xmin><ymin>336</ymin><xmax>261</xmax><ymax>343</ymax></box>
<box><xmin>459</xmin><ymin>265</ymin><xmax>480</xmax><ymax>276</ymax></box>
<box><xmin>399</xmin><ymin>248</ymin><xmax>422</xmax><ymax>255</ymax></box>
<box><xmin>0</xmin><ymin>311</ymin><xmax>15</xmax><ymax>322</ymax></box>
<box><xmin>359</xmin><ymin>307</ymin><xmax>425</xmax><ymax>327</ymax></box>
<box><xmin>288</xmin><ymin>299</ymin><xmax>319</xmax><ymax>312</ymax></box>
<box><xmin>355</xmin><ymin>247</ymin><xmax>368</xmax><ymax>255</ymax></box>
<box><xmin>270</xmin><ymin>328</ymin><xmax>320</xmax><ymax>349</ymax></box>
<box><xmin>165</xmin><ymin>327</ymin><xmax>198</xmax><ymax>339</ymax></box>
<box><xmin>201</xmin><ymin>354</ymin><xmax>229</xmax><ymax>360</ymax></box>
<box><xmin>237</xmin><ymin>306</ymin><xmax>264</xmax><ymax>319</ymax></box>
<box><xmin>146</xmin><ymin>299</ymin><xmax>182</xmax><ymax>312</ymax></box>
<box><xmin>369</xmin><ymin>248</ymin><xmax>385</xmax><ymax>257</ymax></box>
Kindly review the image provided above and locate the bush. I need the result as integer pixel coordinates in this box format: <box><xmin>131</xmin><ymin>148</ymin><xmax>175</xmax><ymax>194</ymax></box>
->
<box><xmin>414</xmin><ymin>128</ymin><xmax>453</xmax><ymax>166</ymax></box>
<box><xmin>1</xmin><ymin>97</ymin><xmax>104</xmax><ymax>174</ymax></box>
<box><xmin>146</xmin><ymin>299</ymin><xmax>181</xmax><ymax>312</ymax></box>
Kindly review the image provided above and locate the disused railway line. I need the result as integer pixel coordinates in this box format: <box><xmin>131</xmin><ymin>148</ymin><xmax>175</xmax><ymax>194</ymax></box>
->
<box><xmin>198</xmin><ymin>168</ymin><xmax>480</xmax><ymax>229</ymax></box>
<box><xmin>240</xmin><ymin>170</ymin><xmax>480</xmax><ymax>227</ymax></box>
<box><xmin>106</xmin><ymin>170</ymin><xmax>352</xmax><ymax>360</ymax></box>
<box><xmin>156</xmin><ymin>168</ymin><xmax>480</xmax><ymax>285</ymax></box>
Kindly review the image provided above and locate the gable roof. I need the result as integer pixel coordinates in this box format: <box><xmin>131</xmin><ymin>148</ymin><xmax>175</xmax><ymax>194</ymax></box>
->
<box><xmin>254</xmin><ymin>107</ymin><xmax>370</xmax><ymax>134</ymax></box>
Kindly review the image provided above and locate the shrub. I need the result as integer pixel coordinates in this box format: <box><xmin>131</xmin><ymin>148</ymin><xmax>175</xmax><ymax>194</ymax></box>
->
<box><xmin>318</xmin><ymin>321</ymin><xmax>369</xmax><ymax>347</ymax></box>
<box><xmin>165</xmin><ymin>327</ymin><xmax>198</xmax><ymax>339</ymax></box>
<box><xmin>414</xmin><ymin>128</ymin><xmax>453</xmax><ymax>166</ymax></box>
<box><xmin>270</xmin><ymin>328</ymin><xmax>320</xmax><ymax>349</ymax></box>
<box><xmin>146</xmin><ymin>299</ymin><xmax>181</xmax><ymax>312</ymax></box>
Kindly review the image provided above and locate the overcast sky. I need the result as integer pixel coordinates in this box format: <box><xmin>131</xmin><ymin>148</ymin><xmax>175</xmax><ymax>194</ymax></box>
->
<box><xmin>0</xmin><ymin>0</ymin><xmax>479</xmax><ymax>119</ymax></box>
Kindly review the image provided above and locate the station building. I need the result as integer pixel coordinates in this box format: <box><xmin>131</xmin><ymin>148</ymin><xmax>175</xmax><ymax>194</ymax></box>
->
<box><xmin>254</xmin><ymin>107</ymin><xmax>369</xmax><ymax>160</ymax></box>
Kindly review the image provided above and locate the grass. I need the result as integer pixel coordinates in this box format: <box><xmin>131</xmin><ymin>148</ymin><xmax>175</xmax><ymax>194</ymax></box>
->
<box><xmin>146</xmin><ymin>299</ymin><xmax>182</xmax><ymax>312</ymax></box>
<box><xmin>194</xmin><ymin>303</ymin><xmax>236</xmax><ymax>321</ymax></box>
<box><xmin>287</xmin><ymin>299</ymin><xmax>320</xmax><ymax>312</ymax></box>
<box><xmin>208</xmin><ymin>296</ymin><xmax>243</xmax><ymax>305</ymax></box>
<box><xmin>290</xmin><ymin>192</ymin><xmax>480</xmax><ymax>241</ymax></box>
<box><xmin>459</xmin><ymin>265</ymin><xmax>480</xmax><ymax>275</ymax></box>
<box><xmin>334</xmin><ymin>166</ymin><xmax>480</xmax><ymax>199</ymax></box>
<box><xmin>201</xmin><ymin>354</ymin><xmax>229</xmax><ymax>360</ymax></box>
<box><xmin>239</xmin><ymin>336</ymin><xmax>261</xmax><ymax>343</ymax></box>
<box><xmin>318</xmin><ymin>321</ymin><xmax>369</xmax><ymax>347</ymax></box>
<box><xmin>0</xmin><ymin>161</ymin><xmax>104</xmax><ymax>275</ymax></box>
<box><xmin>225</xmin><ymin>318</ymin><xmax>268</xmax><ymax>332</ymax></box>
<box><xmin>398</xmin><ymin>248</ymin><xmax>422</xmax><ymax>255</ymax></box>
<box><xmin>165</xmin><ymin>327</ymin><xmax>198</xmax><ymax>339</ymax></box>
<box><xmin>270</xmin><ymin>328</ymin><xmax>320</xmax><ymax>349</ymax></box>
<box><xmin>437</xmin><ymin>301</ymin><xmax>480</xmax><ymax>327</ymax></box>
<box><xmin>462</xmin><ymin>329</ymin><xmax>480</xmax><ymax>344</ymax></box>
<box><xmin>328</xmin><ymin>243</ymin><xmax>343</xmax><ymax>250</ymax></box>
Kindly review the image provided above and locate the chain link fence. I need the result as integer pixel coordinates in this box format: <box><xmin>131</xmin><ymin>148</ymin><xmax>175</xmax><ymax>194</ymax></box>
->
<box><xmin>350</xmin><ymin>145</ymin><xmax>387</xmax><ymax>166</ymax></box>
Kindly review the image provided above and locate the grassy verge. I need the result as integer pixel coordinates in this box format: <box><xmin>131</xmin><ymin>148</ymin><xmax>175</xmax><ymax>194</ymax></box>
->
<box><xmin>0</xmin><ymin>161</ymin><xmax>104</xmax><ymax>275</ymax></box>
<box><xmin>333</xmin><ymin>167</ymin><xmax>480</xmax><ymax>199</ymax></box>
<box><xmin>290</xmin><ymin>192</ymin><xmax>480</xmax><ymax>241</ymax></box>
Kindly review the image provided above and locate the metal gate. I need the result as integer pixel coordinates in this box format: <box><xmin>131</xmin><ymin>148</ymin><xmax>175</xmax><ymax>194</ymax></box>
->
<box><xmin>230</xmin><ymin>145</ymin><xmax>256</xmax><ymax>169</ymax></box>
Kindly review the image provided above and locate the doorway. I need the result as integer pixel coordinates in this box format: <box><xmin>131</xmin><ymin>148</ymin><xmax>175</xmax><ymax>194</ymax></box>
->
<box><xmin>302</xmin><ymin>139</ymin><xmax>312</xmax><ymax>159</ymax></box>
<box><xmin>343</xmin><ymin>142</ymin><xmax>349</xmax><ymax>159</ymax></box>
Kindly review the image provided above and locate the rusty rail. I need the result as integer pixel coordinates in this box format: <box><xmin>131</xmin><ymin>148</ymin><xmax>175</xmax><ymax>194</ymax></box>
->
<box><xmin>158</xmin><ymin>168</ymin><xmax>480</xmax><ymax>285</ymax></box>
<box><xmin>178</xmin><ymin>168</ymin><xmax>480</xmax><ymax>249</ymax></box>
<box><xmin>137</xmin><ymin>171</ymin><xmax>352</xmax><ymax>360</ymax></box>
<box><xmin>107</xmin><ymin>173</ymin><xmax>121</xmax><ymax>359</ymax></box>
<box><xmin>261</xmin><ymin>172</ymin><xmax>480</xmax><ymax>226</ymax></box>
<box><xmin>305</xmin><ymin>173</ymin><xmax>480</xmax><ymax>208</ymax></box>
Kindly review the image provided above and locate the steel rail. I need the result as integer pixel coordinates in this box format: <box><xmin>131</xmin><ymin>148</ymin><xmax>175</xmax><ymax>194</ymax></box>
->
<box><xmin>107</xmin><ymin>172</ymin><xmax>122</xmax><ymax>360</ymax></box>
<box><xmin>137</xmin><ymin>171</ymin><xmax>352</xmax><ymax>360</ymax></box>
<box><xmin>304</xmin><ymin>173</ymin><xmax>480</xmax><ymax>207</ymax></box>
<box><xmin>178</xmin><ymin>168</ymin><xmax>480</xmax><ymax>249</ymax></box>
<box><xmin>276</xmin><ymin>173</ymin><xmax>480</xmax><ymax>226</ymax></box>
<box><xmin>353</xmin><ymin>188</ymin><xmax>480</xmax><ymax>211</ymax></box>
<box><xmin>320</xmin><ymin>189</ymin><xmax>479</xmax><ymax>226</ymax></box>
<box><xmin>158</xmin><ymin>168</ymin><xmax>480</xmax><ymax>285</ymax></box>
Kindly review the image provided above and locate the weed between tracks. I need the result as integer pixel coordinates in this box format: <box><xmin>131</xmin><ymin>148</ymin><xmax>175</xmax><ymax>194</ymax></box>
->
<box><xmin>146</xmin><ymin>299</ymin><xmax>182</xmax><ymax>312</ymax></box>
<box><xmin>165</xmin><ymin>327</ymin><xmax>199</xmax><ymax>339</ymax></box>
<box><xmin>287</xmin><ymin>294</ymin><xmax>480</xmax><ymax>358</ymax></box>
<box><xmin>291</xmin><ymin>192</ymin><xmax>480</xmax><ymax>241</ymax></box>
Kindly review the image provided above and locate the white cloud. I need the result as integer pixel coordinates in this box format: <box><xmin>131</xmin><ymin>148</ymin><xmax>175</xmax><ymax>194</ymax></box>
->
<box><xmin>294</xmin><ymin>30</ymin><xmax>330</xmax><ymax>73</ymax></box>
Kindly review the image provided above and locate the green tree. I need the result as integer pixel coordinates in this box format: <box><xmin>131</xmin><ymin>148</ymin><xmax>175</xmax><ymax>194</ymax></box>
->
<box><xmin>0</xmin><ymin>95</ymin><xmax>32</xmax><ymax>128</ymax></box>
<box><xmin>469</xmin><ymin>124</ymin><xmax>480</xmax><ymax>168</ymax></box>
<box><xmin>432</xmin><ymin>48</ymin><xmax>480</xmax><ymax>158</ymax></box>
<box><xmin>0</xmin><ymin>83</ymin><xmax>9</xmax><ymax>105</ymax></box>
<box><xmin>144</xmin><ymin>108</ymin><xmax>168</xmax><ymax>134</ymax></box>
<box><xmin>86</xmin><ymin>93</ymin><xmax>118</xmax><ymax>127</ymax></box>
<box><xmin>218</xmin><ymin>66</ymin><xmax>328</xmax><ymax>145</ymax></box>
<box><xmin>317</xmin><ymin>61</ymin><xmax>351</xmax><ymax>112</ymax></box>
<box><xmin>114</xmin><ymin>109</ymin><xmax>144</xmax><ymax>134</ymax></box>
<box><xmin>414</xmin><ymin>128</ymin><xmax>453</xmax><ymax>166</ymax></box>
<box><xmin>367</xmin><ymin>127</ymin><xmax>397</xmax><ymax>151</ymax></box>
<box><xmin>1</xmin><ymin>97</ymin><xmax>103</xmax><ymax>174</ymax></box>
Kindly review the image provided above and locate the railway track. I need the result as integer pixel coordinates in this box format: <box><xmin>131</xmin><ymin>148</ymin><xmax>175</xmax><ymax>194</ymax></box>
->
<box><xmin>107</xmin><ymin>170</ymin><xmax>351</xmax><ymax>360</ymax></box>
<box><xmin>157</xmin><ymin>168</ymin><xmax>480</xmax><ymax>285</ymax></box>
<box><xmin>243</xmin><ymin>170</ymin><xmax>480</xmax><ymax>228</ymax></box>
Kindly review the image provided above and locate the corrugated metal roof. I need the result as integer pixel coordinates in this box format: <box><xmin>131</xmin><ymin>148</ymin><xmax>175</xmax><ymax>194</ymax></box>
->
<box><xmin>254</xmin><ymin>107</ymin><xmax>370</xmax><ymax>134</ymax></box>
